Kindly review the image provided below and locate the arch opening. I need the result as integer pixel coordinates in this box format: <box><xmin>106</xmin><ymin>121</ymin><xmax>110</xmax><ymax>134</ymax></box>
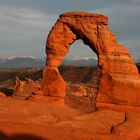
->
<box><xmin>59</xmin><ymin>39</ymin><xmax>100</xmax><ymax>110</ymax></box>
<box><xmin>65</xmin><ymin>23</ymin><xmax>98</xmax><ymax>55</ymax></box>
<box><xmin>42</xmin><ymin>12</ymin><xmax>140</xmax><ymax>107</ymax></box>
<box><xmin>63</xmin><ymin>39</ymin><xmax>97</xmax><ymax>66</ymax></box>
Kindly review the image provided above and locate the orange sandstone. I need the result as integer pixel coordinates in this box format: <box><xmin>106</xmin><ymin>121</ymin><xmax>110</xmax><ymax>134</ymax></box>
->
<box><xmin>14</xmin><ymin>77</ymin><xmax>41</xmax><ymax>98</ymax></box>
<box><xmin>42</xmin><ymin>67</ymin><xmax>66</xmax><ymax>97</ymax></box>
<box><xmin>0</xmin><ymin>92</ymin><xmax>6</xmax><ymax>97</ymax></box>
<box><xmin>42</xmin><ymin>11</ymin><xmax>140</xmax><ymax>106</ymax></box>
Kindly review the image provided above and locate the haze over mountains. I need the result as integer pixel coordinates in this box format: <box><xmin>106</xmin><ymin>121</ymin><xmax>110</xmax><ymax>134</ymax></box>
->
<box><xmin>0</xmin><ymin>56</ymin><xmax>45</xmax><ymax>68</ymax></box>
<box><xmin>0</xmin><ymin>56</ymin><xmax>140</xmax><ymax>68</ymax></box>
<box><xmin>0</xmin><ymin>56</ymin><xmax>98</xmax><ymax>68</ymax></box>
<box><xmin>137</xmin><ymin>58</ymin><xmax>140</xmax><ymax>63</ymax></box>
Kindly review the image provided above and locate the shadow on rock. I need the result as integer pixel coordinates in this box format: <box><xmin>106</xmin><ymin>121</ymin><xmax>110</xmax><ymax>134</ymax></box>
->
<box><xmin>65</xmin><ymin>94</ymin><xmax>94</xmax><ymax>113</ymax></box>
<box><xmin>0</xmin><ymin>88</ymin><xmax>13</xmax><ymax>96</ymax></box>
<box><xmin>0</xmin><ymin>131</ymin><xmax>47</xmax><ymax>140</ymax></box>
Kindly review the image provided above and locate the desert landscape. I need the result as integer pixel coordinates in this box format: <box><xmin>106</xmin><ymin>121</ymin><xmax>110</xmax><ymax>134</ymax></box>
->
<box><xmin>0</xmin><ymin>11</ymin><xmax>140</xmax><ymax>140</ymax></box>
<box><xmin>0</xmin><ymin>65</ymin><xmax>140</xmax><ymax>140</ymax></box>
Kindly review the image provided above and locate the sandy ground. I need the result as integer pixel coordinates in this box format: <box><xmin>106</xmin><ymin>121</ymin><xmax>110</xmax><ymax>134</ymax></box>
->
<box><xmin>0</xmin><ymin>95</ymin><xmax>140</xmax><ymax>140</ymax></box>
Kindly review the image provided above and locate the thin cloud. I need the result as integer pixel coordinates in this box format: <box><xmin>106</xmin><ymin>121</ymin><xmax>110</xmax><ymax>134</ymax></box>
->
<box><xmin>0</xmin><ymin>0</ymin><xmax>139</xmax><ymax>59</ymax></box>
<box><xmin>91</xmin><ymin>4</ymin><xmax>140</xmax><ymax>58</ymax></box>
<box><xmin>0</xmin><ymin>5</ymin><xmax>57</xmax><ymax>57</ymax></box>
<box><xmin>0</xmin><ymin>6</ymin><xmax>57</xmax><ymax>29</ymax></box>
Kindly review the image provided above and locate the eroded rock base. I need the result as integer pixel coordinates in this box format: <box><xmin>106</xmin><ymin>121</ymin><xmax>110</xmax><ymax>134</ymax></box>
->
<box><xmin>42</xmin><ymin>67</ymin><xmax>66</xmax><ymax>97</ymax></box>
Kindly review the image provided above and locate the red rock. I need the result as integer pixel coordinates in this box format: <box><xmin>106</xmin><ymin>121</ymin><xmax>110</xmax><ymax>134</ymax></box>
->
<box><xmin>14</xmin><ymin>77</ymin><xmax>41</xmax><ymax>98</ymax></box>
<box><xmin>43</xmin><ymin>11</ymin><xmax>140</xmax><ymax>106</ymax></box>
<box><xmin>32</xmin><ymin>90</ymin><xmax>44</xmax><ymax>96</ymax></box>
<box><xmin>42</xmin><ymin>67</ymin><xmax>66</xmax><ymax>97</ymax></box>
<box><xmin>27</xmin><ymin>89</ymin><xmax>44</xmax><ymax>100</ymax></box>
<box><xmin>0</xmin><ymin>92</ymin><xmax>6</xmax><ymax>97</ymax></box>
<box><xmin>67</xmin><ymin>83</ymin><xmax>87</xmax><ymax>97</ymax></box>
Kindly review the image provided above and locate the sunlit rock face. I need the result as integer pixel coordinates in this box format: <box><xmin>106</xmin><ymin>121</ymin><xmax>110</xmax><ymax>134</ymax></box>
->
<box><xmin>43</xmin><ymin>11</ymin><xmax>140</xmax><ymax>106</ymax></box>
<box><xmin>42</xmin><ymin>67</ymin><xmax>66</xmax><ymax>98</ymax></box>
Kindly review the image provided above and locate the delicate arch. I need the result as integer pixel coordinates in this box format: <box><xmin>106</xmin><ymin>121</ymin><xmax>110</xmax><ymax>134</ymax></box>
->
<box><xmin>42</xmin><ymin>12</ymin><xmax>140</xmax><ymax>107</ymax></box>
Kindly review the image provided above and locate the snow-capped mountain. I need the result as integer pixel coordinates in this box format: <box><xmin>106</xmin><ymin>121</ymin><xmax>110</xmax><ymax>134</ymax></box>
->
<box><xmin>63</xmin><ymin>56</ymin><xmax>97</xmax><ymax>66</ymax></box>
<box><xmin>0</xmin><ymin>56</ymin><xmax>98</xmax><ymax>68</ymax></box>
<box><xmin>73</xmin><ymin>56</ymin><xmax>97</xmax><ymax>61</ymax></box>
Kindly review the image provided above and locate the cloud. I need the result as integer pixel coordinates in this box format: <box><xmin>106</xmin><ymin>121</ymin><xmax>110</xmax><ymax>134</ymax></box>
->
<box><xmin>0</xmin><ymin>5</ymin><xmax>57</xmax><ymax>57</ymax></box>
<box><xmin>132</xmin><ymin>0</ymin><xmax>140</xmax><ymax>5</ymax></box>
<box><xmin>0</xmin><ymin>5</ymin><xmax>57</xmax><ymax>33</ymax></box>
<box><xmin>0</xmin><ymin>0</ymin><xmax>139</xmax><ymax>59</ymax></box>
<box><xmin>92</xmin><ymin>5</ymin><xmax>140</xmax><ymax>40</ymax></box>
<box><xmin>91</xmin><ymin>4</ymin><xmax>140</xmax><ymax>58</ymax></box>
<box><xmin>0</xmin><ymin>0</ymin><xmax>137</xmax><ymax>14</ymax></box>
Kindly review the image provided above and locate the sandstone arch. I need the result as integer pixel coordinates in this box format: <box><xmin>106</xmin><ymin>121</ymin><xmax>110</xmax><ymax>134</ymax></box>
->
<box><xmin>42</xmin><ymin>12</ymin><xmax>140</xmax><ymax>106</ymax></box>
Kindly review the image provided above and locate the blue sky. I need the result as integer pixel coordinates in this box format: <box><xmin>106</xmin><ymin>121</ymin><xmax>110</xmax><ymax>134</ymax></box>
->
<box><xmin>0</xmin><ymin>0</ymin><xmax>140</xmax><ymax>60</ymax></box>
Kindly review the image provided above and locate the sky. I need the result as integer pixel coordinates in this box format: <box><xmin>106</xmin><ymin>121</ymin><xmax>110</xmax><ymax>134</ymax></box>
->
<box><xmin>0</xmin><ymin>0</ymin><xmax>140</xmax><ymax>60</ymax></box>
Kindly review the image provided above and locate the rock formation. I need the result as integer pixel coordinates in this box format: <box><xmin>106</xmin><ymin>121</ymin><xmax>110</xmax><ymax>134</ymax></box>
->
<box><xmin>43</xmin><ymin>12</ymin><xmax>140</xmax><ymax>106</ymax></box>
<box><xmin>0</xmin><ymin>92</ymin><xmax>6</xmax><ymax>97</ymax></box>
<box><xmin>14</xmin><ymin>77</ymin><xmax>41</xmax><ymax>98</ymax></box>
<box><xmin>42</xmin><ymin>67</ymin><xmax>66</xmax><ymax>97</ymax></box>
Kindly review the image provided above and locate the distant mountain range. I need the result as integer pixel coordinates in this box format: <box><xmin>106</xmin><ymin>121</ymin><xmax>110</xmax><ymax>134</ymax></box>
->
<box><xmin>0</xmin><ymin>56</ymin><xmax>98</xmax><ymax>68</ymax></box>
<box><xmin>63</xmin><ymin>58</ymin><xmax>97</xmax><ymax>66</ymax></box>
<box><xmin>0</xmin><ymin>57</ymin><xmax>45</xmax><ymax>68</ymax></box>
<box><xmin>136</xmin><ymin>58</ymin><xmax>140</xmax><ymax>63</ymax></box>
<box><xmin>0</xmin><ymin>56</ymin><xmax>140</xmax><ymax>68</ymax></box>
